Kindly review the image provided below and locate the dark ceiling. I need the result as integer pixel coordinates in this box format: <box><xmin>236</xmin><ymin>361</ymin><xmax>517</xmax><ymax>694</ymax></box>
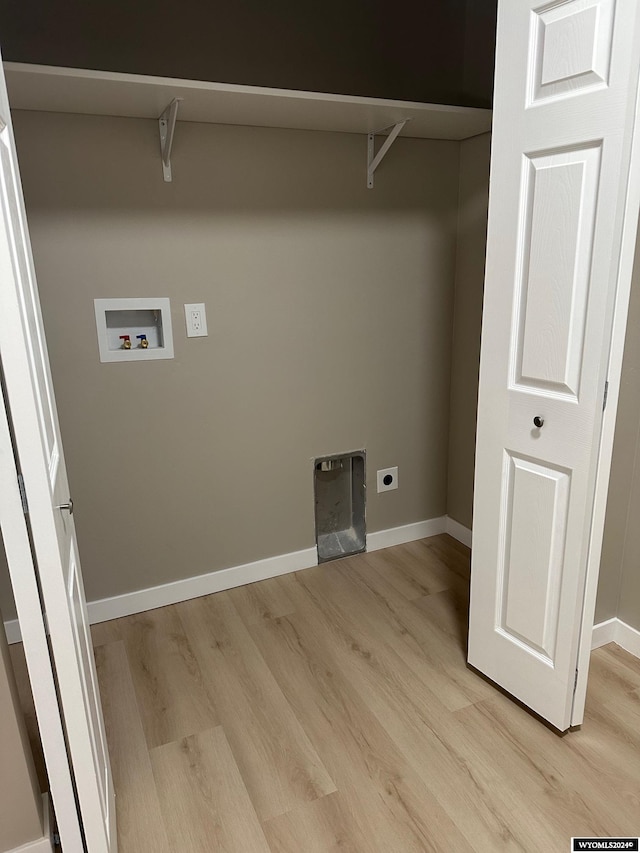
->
<box><xmin>0</xmin><ymin>0</ymin><xmax>497</xmax><ymax>108</ymax></box>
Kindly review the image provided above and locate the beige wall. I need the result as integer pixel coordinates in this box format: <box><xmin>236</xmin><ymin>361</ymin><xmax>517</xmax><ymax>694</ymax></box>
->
<box><xmin>5</xmin><ymin>111</ymin><xmax>459</xmax><ymax>607</ymax></box>
<box><xmin>597</xmin><ymin>225</ymin><xmax>640</xmax><ymax>629</ymax></box>
<box><xmin>446</xmin><ymin>133</ymin><xmax>491</xmax><ymax>529</ymax></box>
<box><xmin>5</xmin><ymin>108</ymin><xmax>635</xmax><ymax>631</ymax></box>
<box><xmin>0</xmin><ymin>585</ymin><xmax>43</xmax><ymax>852</ymax></box>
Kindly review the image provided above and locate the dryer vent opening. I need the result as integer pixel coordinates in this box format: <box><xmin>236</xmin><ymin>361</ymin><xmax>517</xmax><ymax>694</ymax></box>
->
<box><xmin>314</xmin><ymin>452</ymin><xmax>365</xmax><ymax>563</ymax></box>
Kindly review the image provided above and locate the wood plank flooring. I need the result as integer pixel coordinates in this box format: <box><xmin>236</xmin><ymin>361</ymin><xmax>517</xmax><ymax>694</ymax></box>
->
<box><xmin>17</xmin><ymin>533</ymin><xmax>640</xmax><ymax>851</ymax></box>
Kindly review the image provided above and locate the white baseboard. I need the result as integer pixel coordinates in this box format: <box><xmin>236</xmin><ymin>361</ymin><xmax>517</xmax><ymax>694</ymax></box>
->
<box><xmin>619</xmin><ymin>620</ymin><xmax>640</xmax><ymax>657</ymax></box>
<box><xmin>6</xmin><ymin>514</ymin><xmax>636</xmax><ymax>661</ymax></box>
<box><xmin>592</xmin><ymin>616</ymin><xmax>640</xmax><ymax>658</ymax></box>
<box><xmin>366</xmin><ymin>516</ymin><xmax>446</xmax><ymax>552</ymax></box>
<box><xmin>8</xmin><ymin>794</ymin><xmax>54</xmax><ymax>852</ymax></box>
<box><xmin>3</xmin><ymin>515</ymin><xmax>455</xmax><ymax>642</ymax></box>
<box><xmin>88</xmin><ymin>546</ymin><xmax>319</xmax><ymax>625</ymax></box>
<box><xmin>591</xmin><ymin>617</ymin><xmax>618</xmax><ymax>649</ymax></box>
<box><xmin>445</xmin><ymin>516</ymin><xmax>473</xmax><ymax>548</ymax></box>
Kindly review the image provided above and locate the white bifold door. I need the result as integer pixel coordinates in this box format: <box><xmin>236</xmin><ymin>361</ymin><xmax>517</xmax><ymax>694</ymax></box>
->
<box><xmin>469</xmin><ymin>0</ymin><xmax>640</xmax><ymax>731</ymax></box>
<box><xmin>0</xmin><ymin>49</ymin><xmax>116</xmax><ymax>853</ymax></box>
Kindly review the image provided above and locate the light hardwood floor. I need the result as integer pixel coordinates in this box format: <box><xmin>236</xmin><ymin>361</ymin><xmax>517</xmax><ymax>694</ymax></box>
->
<box><xmin>14</xmin><ymin>535</ymin><xmax>640</xmax><ymax>851</ymax></box>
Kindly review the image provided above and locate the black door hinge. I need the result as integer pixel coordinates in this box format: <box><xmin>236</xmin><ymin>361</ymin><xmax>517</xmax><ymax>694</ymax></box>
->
<box><xmin>17</xmin><ymin>473</ymin><xmax>29</xmax><ymax>513</ymax></box>
<box><xmin>603</xmin><ymin>380</ymin><xmax>609</xmax><ymax>411</ymax></box>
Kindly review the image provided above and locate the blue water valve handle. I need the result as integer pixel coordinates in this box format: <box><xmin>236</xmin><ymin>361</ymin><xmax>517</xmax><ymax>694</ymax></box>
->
<box><xmin>136</xmin><ymin>334</ymin><xmax>149</xmax><ymax>349</ymax></box>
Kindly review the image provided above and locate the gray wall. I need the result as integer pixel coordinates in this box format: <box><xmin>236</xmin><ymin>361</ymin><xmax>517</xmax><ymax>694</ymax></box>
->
<box><xmin>5</xmin><ymin>108</ymin><xmax>637</xmax><ymax>631</ymax></box>
<box><xmin>446</xmin><ymin>133</ymin><xmax>491</xmax><ymax>529</ymax></box>
<box><xmin>596</xmin><ymin>225</ymin><xmax>640</xmax><ymax>630</ymax></box>
<box><xmin>6</xmin><ymin>110</ymin><xmax>459</xmax><ymax>608</ymax></box>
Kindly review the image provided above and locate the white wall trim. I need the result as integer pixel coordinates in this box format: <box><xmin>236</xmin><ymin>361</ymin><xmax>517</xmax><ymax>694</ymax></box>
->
<box><xmin>7</xmin><ymin>794</ymin><xmax>54</xmax><ymax>852</ymax></box>
<box><xmin>592</xmin><ymin>617</ymin><xmax>640</xmax><ymax>658</ymax></box>
<box><xmin>591</xmin><ymin>617</ymin><xmax>619</xmax><ymax>649</ymax></box>
<box><xmin>4</xmin><ymin>515</ymin><xmax>457</xmax><ymax>641</ymax></box>
<box><xmin>366</xmin><ymin>516</ymin><xmax>446</xmax><ymax>552</ymax></box>
<box><xmin>88</xmin><ymin>546</ymin><xmax>319</xmax><ymax>625</ymax></box>
<box><xmin>7</xmin><ymin>518</ymin><xmax>638</xmax><ymax>661</ymax></box>
<box><xmin>618</xmin><ymin>619</ymin><xmax>640</xmax><ymax>658</ymax></box>
<box><xmin>444</xmin><ymin>516</ymin><xmax>473</xmax><ymax>548</ymax></box>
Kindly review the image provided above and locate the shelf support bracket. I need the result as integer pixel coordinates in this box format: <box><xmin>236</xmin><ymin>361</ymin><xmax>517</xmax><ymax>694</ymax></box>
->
<box><xmin>158</xmin><ymin>98</ymin><xmax>182</xmax><ymax>182</ymax></box>
<box><xmin>367</xmin><ymin>119</ymin><xmax>409</xmax><ymax>189</ymax></box>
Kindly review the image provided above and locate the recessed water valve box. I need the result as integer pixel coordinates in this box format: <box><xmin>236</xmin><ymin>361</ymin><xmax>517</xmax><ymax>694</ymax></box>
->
<box><xmin>94</xmin><ymin>298</ymin><xmax>174</xmax><ymax>363</ymax></box>
<box><xmin>314</xmin><ymin>451</ymin><xmax>366</xmax><ymax>563</ymax></box>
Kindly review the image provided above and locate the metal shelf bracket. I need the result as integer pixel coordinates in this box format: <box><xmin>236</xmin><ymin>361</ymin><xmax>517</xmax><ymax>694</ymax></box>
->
<box><xmin>367</xmin><ymin>119</ymin><xmax>409</xmax><ymax>189</ymax></box>
<box><xmin>158</xmin><ymin>98</ymin><xmax>182</xmax><ymax>182</ymax></box>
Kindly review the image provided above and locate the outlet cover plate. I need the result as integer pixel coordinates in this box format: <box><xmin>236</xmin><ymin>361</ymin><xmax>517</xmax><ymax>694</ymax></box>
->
<box><xmin>377</xmin><ymin>466</ymin><xmax>398</xmax><ymax>493</ymax></box>
<box><xmin>185</xmin><ymin>302</ymin><xmax>208</xmax><ymax>337</ymax></box>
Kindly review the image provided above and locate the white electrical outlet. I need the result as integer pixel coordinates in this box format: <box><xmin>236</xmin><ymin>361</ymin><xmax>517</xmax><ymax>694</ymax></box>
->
<box><xmin>377</xmin><ymin>466</ymin><xmax>398</xmax><ymax>493</ymax></box>
<box><xmin>185</xmin><ymin>303</ymin><xmax>208</xmax><ymax>337</ymax></box>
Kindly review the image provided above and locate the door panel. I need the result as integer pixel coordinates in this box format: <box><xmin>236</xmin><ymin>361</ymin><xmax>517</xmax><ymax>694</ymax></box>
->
<box><xmin>469</xmin><ymin>0</ymin><xmax>640</xmax><ymax>730</ymax></box>
<box><xmin>499</xmin><ymin>453</ymin><xmax>569</xmax><ymax>660</ymax></box>
<box><xmin>516</xmin><ymin>145</ymin><xmax>601</xmax><ymax>396</ymax></box>
<box><xmin>529</xmin><ymin>0</ymin><xmax>615</xmax><ymax>104</ymax></box>
<box><xmin>0</xmin><ymin>48</ymin><xmax>116</xmax><ymax>852</ymax></box>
